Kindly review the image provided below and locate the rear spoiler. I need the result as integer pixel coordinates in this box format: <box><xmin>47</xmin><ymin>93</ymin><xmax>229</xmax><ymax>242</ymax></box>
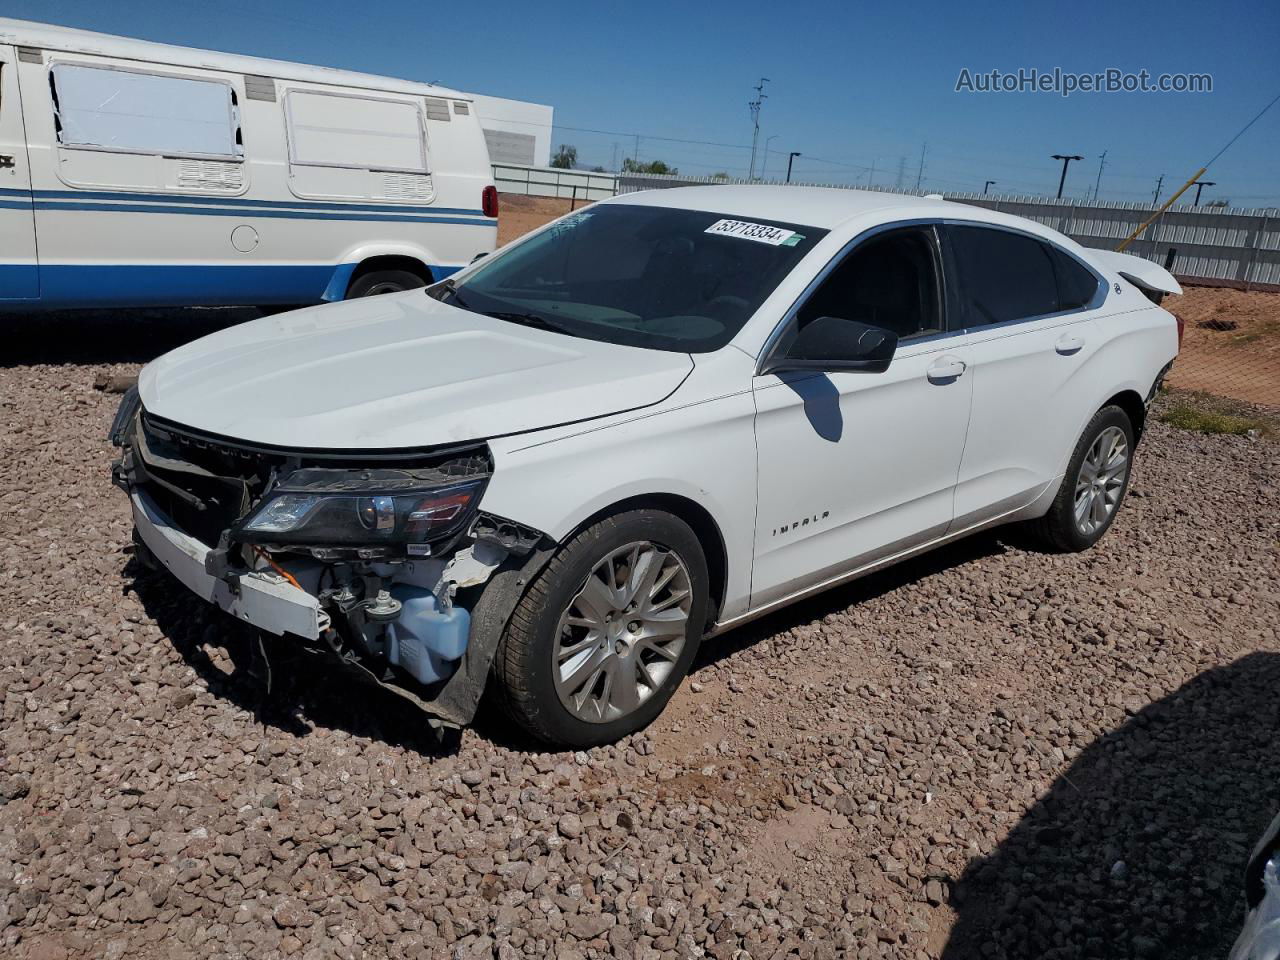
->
<box><xmin>1087</xmin><ymin>250</ymin><xmax>1183</xmax><ymax>297</ymax></box>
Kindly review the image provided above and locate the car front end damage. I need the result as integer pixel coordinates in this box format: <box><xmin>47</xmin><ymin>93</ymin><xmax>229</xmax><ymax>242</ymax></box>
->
<box><xmin>109</xmin><ymin>387</ymin><xmax>552</xmax><ymax>729</ymax></box>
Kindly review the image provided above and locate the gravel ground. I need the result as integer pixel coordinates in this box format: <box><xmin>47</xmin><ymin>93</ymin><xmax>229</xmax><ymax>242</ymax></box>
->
<box><xmin>1</xmin><ymin>312</ymin><xmax>1278</xmax><ymax>960</ymax></box>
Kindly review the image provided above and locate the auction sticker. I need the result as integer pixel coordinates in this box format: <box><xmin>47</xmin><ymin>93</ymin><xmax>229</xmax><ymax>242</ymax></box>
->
<box><xmin>705</xmin><ymin>219</ymin><xmax>798</xmax><ymax>246</ymax></box>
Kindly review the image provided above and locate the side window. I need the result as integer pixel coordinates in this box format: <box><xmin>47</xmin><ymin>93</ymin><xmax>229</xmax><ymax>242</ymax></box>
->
<box><xmin>284</xmin><ymin>90</ymin><xmax>432</xmax><ymax>202</ymax></box>
<box><xmin>1048</xmin><ymin>245</ymin><xmax>1101</xmax><ymax>310</ymax></box>
<box><xmin>50</xmin><ymin>63</ymin><xmax>241</xmax><ymax>158</ymax></box>
<box><xmin>947</xmin><ymin>225</ymin><xmax>1058</xmax><ymax>327</ymax></box>
<box><xmin>791</xmin><ymin>227</ymin><xmax>943</xmax><ymax>346</ymax></box>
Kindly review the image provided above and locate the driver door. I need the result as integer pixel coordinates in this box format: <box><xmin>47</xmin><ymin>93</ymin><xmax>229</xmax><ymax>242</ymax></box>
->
<box><xmin>750</xmin><ymin>224</ymin><xmax>973</xmax><ymax>609</ymax></box>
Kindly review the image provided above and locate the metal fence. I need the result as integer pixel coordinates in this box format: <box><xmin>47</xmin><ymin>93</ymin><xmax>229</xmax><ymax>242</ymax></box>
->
<box><xmin>495</xmin><ymin>165</ymin><xmax>1279</xmax><ymax>291</ymax></box>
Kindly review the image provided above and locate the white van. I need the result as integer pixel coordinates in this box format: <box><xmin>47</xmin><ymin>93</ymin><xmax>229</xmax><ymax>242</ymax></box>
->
<box><xmin>0</xmin><ymin>19</ymin><xmax>497</xmax><ymax>309</ymax></box>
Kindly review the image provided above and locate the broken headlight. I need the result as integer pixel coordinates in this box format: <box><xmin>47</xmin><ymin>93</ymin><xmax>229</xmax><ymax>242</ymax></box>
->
<box><xmin>235</xmin><ymin>467</ymin><xmax>485</xmax><ymax>557</ymax></box>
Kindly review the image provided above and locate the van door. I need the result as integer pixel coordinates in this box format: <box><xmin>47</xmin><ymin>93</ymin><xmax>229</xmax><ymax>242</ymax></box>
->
<box><xmin>0</xmin><ymin>46</ymin><xmax>38</xmax><ymax>300</ymax></box>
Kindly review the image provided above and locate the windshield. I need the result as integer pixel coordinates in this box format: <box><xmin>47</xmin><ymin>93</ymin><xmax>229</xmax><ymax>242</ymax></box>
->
<box><xmin>438</xmin><ymin>204</ymin><xmax>827</xmax><ymax>353</ymax></box>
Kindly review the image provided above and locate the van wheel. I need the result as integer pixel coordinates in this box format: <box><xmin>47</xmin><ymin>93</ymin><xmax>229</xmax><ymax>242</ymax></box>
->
<box><xmin>494</xmin><ymin>511</ymin><xmax>708</xmax><ymax>747</ymax></box>
<box><xmin>346</xmin><ymin>270</ymin><xmax>427</xmax><ymax>298</ymax></box>
<box><xmin>1028</xmin><ymin>405</ymin><xmax>1135</xmax><ymax>552</ymax></box>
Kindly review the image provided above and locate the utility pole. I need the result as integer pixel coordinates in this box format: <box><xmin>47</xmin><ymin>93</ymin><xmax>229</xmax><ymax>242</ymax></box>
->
<box><xmin>895</xmin><ymin>156</ymin><xmax>906</xmax><ymax>191</ymax></box>
<box><xmin>747</xmin><ymin>78</ymin><xmax>770</xmax><ymax>181</ymax></box>
<box><xmin>1051</xmin><ymin>154</ymin><xmax>1084</xmax><ymax>199</ymax></box>
<box><xmin>786</xmin><ymin>151</ymin><xmax>801</xmax><ymax>183</ymax></box>
<box><xmin>1193</xmin><ymin>180</ymin><xmax>1217</xmax><ymax>205</ymax></box>
<box><xmin>1152</xmin><ymin>174</ymin><xmax>1165</xmax><ymax>205</ymax></box>
<box><xmin>914</xmin><ymin>142</ymin><xmax>927</xmax><ymax>191</ymax></box>
<box><xmin>867</xmin><ymin>157</ymin><xmax>877</xmax><ymax>190</ymax></box>
<box><xmin>1091</xmin><ymin>150</ymin><xmax>1107</xmax><ymax>202</ymax></box>
<box><xmin>984</xmin><ymin>180</ymin><xmax>996</xmax><ymax>195</ymax></box>
<box><xmin>611</xmin><ymin>143</ymin><xmax>618</xmax><ymax>172</ymax></box>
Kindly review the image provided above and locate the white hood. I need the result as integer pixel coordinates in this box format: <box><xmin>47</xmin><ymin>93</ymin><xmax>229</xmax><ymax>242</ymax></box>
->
<box><xmin>138</xmin><ymin>292</ymin><xmax>693</xmax><ymax>449</ymax></box>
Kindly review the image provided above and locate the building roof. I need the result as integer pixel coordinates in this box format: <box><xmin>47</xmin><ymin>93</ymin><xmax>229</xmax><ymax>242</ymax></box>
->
<box><xmin>0</xmin><ymin>18</ymin><xmax>470</xmax><ymax>100</ymax></box>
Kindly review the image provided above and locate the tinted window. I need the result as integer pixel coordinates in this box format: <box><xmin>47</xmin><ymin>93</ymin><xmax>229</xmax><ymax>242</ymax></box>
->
<box><xmin>789</xmin><ymin>227</ymin><xmax>942</xmax><ymax>347</ymax></box>
<box><xmin>444</xmin><ymin>205</ymin><xmax>827</xmax><ymax>353</ymax></box>
<box><xmin>948</xmin><ymin>225</ymin><xmax>1058</xmax><ymax>326</ymax></box>
<box><xmin>1049</xmin><ymin>246</ymin><xmax>1101</xmax><ymax>310</ymax></box>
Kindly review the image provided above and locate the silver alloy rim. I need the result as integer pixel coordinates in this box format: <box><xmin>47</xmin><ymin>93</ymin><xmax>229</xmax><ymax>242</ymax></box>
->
<box><xmin>1074</xmin><ymin>425</ymin><xmax>1129</xmax><ymax>536</ymax></box>
<box><xmin>553</xmin><ymin>541</ymin><xmax>692</xmax><ymax>724</ymax></box>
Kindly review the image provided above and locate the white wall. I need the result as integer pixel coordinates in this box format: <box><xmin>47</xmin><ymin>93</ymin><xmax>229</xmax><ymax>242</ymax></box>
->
<box><xmin>468</xmin><ymin>95</ymin><xmax>552</xmax><ymax>168</ymax></box>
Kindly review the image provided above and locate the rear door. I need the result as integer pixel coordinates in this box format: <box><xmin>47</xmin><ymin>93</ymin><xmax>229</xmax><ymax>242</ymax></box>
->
<box><xmin>941</xmin><ymin>224</ymin><xmax>1107</xmax><ymax>527</ymax></box>
<box><xmin>0</xmin><ymin>45</ymin><xmax>38</xmax><ymax>300</ymax></box>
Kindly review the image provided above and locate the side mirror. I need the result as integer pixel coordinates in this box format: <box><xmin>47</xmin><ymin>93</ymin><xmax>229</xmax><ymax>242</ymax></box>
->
<box><xmin>762</xmin><ymin>316</ymin><xmax>898</xmax><ymax>375</ymax></box>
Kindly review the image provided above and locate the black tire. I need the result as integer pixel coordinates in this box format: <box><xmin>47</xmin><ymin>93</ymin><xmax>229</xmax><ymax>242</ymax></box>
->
<box><xmin>1028</xmin><ymin>404</ymin><xmax>1135</xmax><ymax>552</ymax></box>
<box><xmin>494</xmin><ymin>510</ymin><xmax>709</xmax><ymax>747</ymax></box>
<box><xmin>345</xmin><ymin>269</ymin><xmax>427</xmax><ymax>299</ymax></box>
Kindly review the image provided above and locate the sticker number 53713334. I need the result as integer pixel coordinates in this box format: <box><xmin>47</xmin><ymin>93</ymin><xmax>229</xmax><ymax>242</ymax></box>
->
<box><xmin>704</xmin><ymin>219</ymin><xmax>799</xmax><ymax>246</ymax></box>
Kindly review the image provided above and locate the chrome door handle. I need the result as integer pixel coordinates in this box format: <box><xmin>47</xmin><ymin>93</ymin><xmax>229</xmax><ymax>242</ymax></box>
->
<box><xmin>926</xmin><ymin>355</ymin><xmax>966</xmax><ymax>383</ymax></box>
<box><xmin>1055</xmin><ymin>333</ymin><xmax>1085</xmax><ymax>355</ymax></box>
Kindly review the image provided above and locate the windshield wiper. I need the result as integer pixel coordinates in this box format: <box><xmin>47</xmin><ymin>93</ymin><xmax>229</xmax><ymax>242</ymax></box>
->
<box><xmin>483</xmin><ymin>310</ymin><xmax>571</xmax><ymax>334</ymax></box>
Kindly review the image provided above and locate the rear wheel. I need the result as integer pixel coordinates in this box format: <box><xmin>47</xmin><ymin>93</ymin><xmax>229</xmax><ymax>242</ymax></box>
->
<box><xmin>345</xmin><ymin>269</ymin><xmax>427</xmax><ymax>298</ymax></box>
<box><xmin>494</xmin><ymin>510</ymin><xmax>708</xmax><ymax>747</ymax></box>
<box><xmin>1029</xmin><ymin>405</ymin><xmax>1135</xmax><ymax>552</ymax></box>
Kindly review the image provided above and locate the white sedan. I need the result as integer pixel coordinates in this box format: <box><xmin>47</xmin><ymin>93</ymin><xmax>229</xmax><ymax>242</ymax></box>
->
<box><xmin>111</xmin><ymin>186</ymin><xmax>1182</xmax><ymax>746</ymax></box>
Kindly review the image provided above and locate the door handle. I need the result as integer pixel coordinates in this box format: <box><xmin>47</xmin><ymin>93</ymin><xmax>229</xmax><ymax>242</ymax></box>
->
<box><xmin>1055</xmin><ymin>333</ymin><xmax>1085</xmax><ymax>355</ymax></box>
<box><xmin>0</xmin><ymin>155</ymin><xmax>15</xmax><ymax>169</ymax></box>
<box><xmin>926</xmin><ymin>355</ymin><xmax>966</xmax><ymax>384</ymax></box>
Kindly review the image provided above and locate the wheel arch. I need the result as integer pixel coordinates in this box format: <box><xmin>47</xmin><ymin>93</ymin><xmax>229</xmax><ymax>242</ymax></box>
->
<box><xmin>1104</xmin><ymin>388</ymin><xmax>1147</xmax><ymax>442</ymax></box>
<box><xmin>565</xmin><ymin>493</ymin><xmax>729</xmax><ymax>630</ymax></box>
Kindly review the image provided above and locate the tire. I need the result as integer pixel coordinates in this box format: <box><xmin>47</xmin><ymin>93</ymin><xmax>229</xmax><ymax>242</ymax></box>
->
<box><xmin>494</xmin><ymin>510</ymin><xmax>709</xmax><ymax>747</ymax></box>
<box><xmin>345</xmin><ymin>269</ymin><xmax>427</xmax><ymax>299</ymax></box>
<box><xmin>1028</xmin><ymin>404</ymin><xmax>1135</xmax><ymax>552</ymax></box>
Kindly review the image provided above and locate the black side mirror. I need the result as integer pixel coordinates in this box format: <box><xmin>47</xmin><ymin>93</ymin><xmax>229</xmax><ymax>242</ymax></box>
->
<box><xmin>762</xmin><ymin>316</ymin><xmax>898</xmax><ymax>375</ymax></box>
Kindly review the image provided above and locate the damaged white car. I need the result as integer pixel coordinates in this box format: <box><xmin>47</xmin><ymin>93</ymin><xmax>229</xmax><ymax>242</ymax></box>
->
<box><xmin>112</xmin><ymin>186</ymin><xmax>1182</xmax><ymax>746</ymax></box>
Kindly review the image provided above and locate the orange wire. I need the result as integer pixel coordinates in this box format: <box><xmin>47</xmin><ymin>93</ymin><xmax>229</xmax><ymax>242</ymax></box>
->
<box><xmin>252</xmin><ymin>547</ymin><xmax>304</xmax><ymax>592</ymax></box>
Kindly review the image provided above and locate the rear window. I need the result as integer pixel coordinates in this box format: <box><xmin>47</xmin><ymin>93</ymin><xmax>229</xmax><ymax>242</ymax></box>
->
<box><xmin>1048</xmin><ymin>246</ymin><xmax>1102</xmax><ymax>310</ymax></box>
<box><xmin>947</xmin><ymin>225</ymin><xmax>1059</xmax><ymax>327</ymax></box>
<box><xmin>445</xmin><ymin>205</ymin><xmax>827</xmax><ymax>353</ymax></box>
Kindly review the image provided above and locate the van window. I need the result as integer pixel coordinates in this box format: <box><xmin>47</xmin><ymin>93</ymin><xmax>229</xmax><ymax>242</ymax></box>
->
<box><xmin>285</xmin><ymin>91</ymin><xmax>427</xmax><ymax>173</ymax></box>
<box><xmin>50</xmin><ymin>63</ymin><xmax>242</xmax><ymax>158</ymax></box>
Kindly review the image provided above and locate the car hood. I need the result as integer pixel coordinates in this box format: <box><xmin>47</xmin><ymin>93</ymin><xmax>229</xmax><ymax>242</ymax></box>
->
<box><xmin>138</xmin><ymin>293</ymin><xmax>694</xmax><ymax>449</ymax></box>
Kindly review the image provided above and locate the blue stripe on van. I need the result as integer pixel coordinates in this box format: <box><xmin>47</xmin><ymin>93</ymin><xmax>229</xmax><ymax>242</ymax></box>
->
<box><xmin>1</xmin><ymin>262</ymin><xmax>463</xmax><ymax>309</ymax></box>
<box><xmin>0</xmin><ymin>186</ymin><xmax>490</xmax><ymax>219</ymax></box>
<box><xmin>0</xmin><ymin>263</ymin><xmax>40</xmax><ymax>300</ymax></box>
<box><xmin>30</xmin><ymin>199</ymin><xmax>497</xmax><ymax>227</ymax></box>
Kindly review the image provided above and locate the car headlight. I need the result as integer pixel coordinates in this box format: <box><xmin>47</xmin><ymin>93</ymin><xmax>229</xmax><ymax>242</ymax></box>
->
<box><xmin>235</xmin><ymin>468</ymin><xmax>485</xmax><ymax>556</ymax></box>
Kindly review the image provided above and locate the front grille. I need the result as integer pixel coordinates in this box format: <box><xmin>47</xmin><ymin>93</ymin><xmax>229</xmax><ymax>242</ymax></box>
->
<box><xmin>136</xmin><ymin>414</ymin><xmax>282</xmax><ymax>547</ymax></box>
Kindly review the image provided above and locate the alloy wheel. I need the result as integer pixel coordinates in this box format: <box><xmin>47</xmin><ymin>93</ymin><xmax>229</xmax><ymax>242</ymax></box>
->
<box><xmin>552</xmin><ymin>541</ymin><xmax>693</xmax><ymax>723</ymax></box>
<box><xmin>1074</xmin><ymin>425</ymin><xmax>1129</xmax><ymax>536</ymax></box>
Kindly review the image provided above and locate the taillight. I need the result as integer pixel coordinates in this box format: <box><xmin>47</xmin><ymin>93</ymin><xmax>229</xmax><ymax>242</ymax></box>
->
<box><xmin>482</xmin><ymin>185</ymin><xmax>498</xmax><ymax>219</ymax></box>
<box><xmin>1174</xmin><ymin>312</ymin><xmax>1185</xmax><ymax>351</ymax></box>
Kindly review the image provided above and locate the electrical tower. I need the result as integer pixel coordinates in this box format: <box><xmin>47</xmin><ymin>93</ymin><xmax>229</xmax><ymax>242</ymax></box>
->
<box><xmin>895</xmin><ymin>156</ymin><xmax>906</xmax><ymax>191</ymax></box>
<box><xmin>1092</xmin><ymin>150</ymin><xmax>1107</xmax><ymax>202</ymax></box>
<box><xmin>914</xmin><ymin>143</ymin><xmax>927</xmax><ymax>192</ymax></box>
<box><xmin>747</xmin><ymin>78</ymin><xmax>770</xmax><ymax>181</ymax></box>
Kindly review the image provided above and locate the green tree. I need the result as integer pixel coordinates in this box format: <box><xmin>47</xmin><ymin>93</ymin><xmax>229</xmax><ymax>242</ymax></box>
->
<box><xmin>622</xmin><ymin>158</ymin><xmax>678</xmax><ymax>175</ymax></box>
<box><xmin>550</xmin><ymin>144</ymin><xmax>577</xmax><ymax>169</ymax></box>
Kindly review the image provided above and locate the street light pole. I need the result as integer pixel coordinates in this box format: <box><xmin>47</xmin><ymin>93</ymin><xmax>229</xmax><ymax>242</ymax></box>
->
<box><xmin>761</xmin><ymin>135</ymin><xmax>779</xmax><ymax>181</ymax></box>
<box><xmin>1051</xmin><ymin>154</ymin><xmax>1084</xmax><ymax>199</ymax></box>
<box><xmin>786</xmin><ymin>152</ymin><xmax>801</xmax><ymax>183</ymax></box>
<box><xmin>983</xmin><ymin>180</ymin><xmax>996</xmax><ymax>195</ymax></box>
<box><xmin>1193</xmin><ymin>180</ymin><xmax>1217</xmax><ymax>206</ymax></box>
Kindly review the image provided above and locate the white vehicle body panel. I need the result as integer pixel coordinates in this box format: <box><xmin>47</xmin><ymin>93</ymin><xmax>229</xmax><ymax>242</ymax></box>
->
<box><xmin>0</xmin><ymin>43</ymin><xmax>39</xmax><ymax>300</ymax></box>
<box><xmin>1089</xmin><ymin>249</ymin><xmax>1183</xmax><ymax>296</ymax></box>
<box><xmin>0</xmin><ymin>18</ymin><xmax>496</xmax><ymax>309</ymax></box>
<box><xmin>132</xmin><ymin>184</ymin><xmax>1180</xmax><ymax>633</ymax></box>
<box><xmin>137</xmin><ymin>292</ymin><xmax>692</xmax><ymax>449</ymax></box>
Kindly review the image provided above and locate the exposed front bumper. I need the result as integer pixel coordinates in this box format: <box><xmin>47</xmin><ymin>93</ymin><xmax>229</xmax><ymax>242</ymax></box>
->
<box><xmin>131</xmin><ymin>488</ymin><xmax>322</xmax><ymax>639</ymax></box>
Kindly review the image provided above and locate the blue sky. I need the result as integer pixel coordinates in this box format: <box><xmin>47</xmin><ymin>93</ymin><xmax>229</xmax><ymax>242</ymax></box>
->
<box><xmin>11</xmin><ymin>0</ymin><xmax>1280</xmax><ymax>204</ymax></box>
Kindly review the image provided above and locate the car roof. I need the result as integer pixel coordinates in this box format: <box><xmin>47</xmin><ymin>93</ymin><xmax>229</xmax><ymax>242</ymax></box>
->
<box><xmin>607</xmin><ymin>185</ymin><xmax>960</xmax><ymax>230</ymax></box>
<box><xmin>0</xmin><ymin>17</ymin><xmax>471</xmax><ymax>101</ymax></box>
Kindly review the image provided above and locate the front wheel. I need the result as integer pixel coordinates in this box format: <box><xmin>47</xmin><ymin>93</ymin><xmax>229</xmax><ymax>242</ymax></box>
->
<box><xmin>1028</xmin><ymin>404</ymin><xmax>1135</xmax><ymax>552</ymax></box>
<box><xmin>494</xmin><ymin>510</ymin><xmax>709</xmax><ymax>747</ymax></box>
